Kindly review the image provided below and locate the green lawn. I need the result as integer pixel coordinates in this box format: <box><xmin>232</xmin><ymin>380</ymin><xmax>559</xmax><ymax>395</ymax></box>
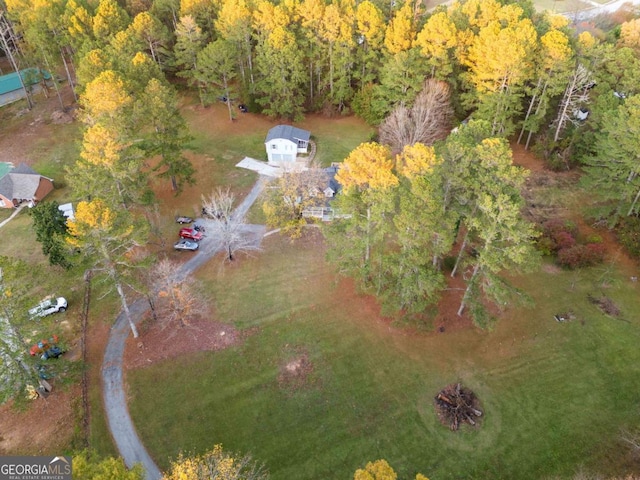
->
<box><xmin>128</xmin><ymin>235</ymin><xmax>640</xmax><ymax>479</ymax></box>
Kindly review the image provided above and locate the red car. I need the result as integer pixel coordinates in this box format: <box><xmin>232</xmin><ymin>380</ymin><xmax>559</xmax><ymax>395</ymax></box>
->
<box><xmin>179</xmin><ymin>228</ymin><xmax>204</xmax><ymax>241</ymax></box>
<box><xmin>30</xmin><ymin>335</ymin><xmax>59</xmax><ymax>356</ymax></box>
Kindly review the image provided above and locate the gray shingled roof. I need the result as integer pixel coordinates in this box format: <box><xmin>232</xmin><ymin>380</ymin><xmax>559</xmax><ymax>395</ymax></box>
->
<box><xmin>265</xmin><ymin>125</ymin><xmax>311</xmax><ymax>143</ymax></box>
<box><xmin>0</xmin><ymin>163</ymin><xmax>49</xmax><ymax>200</ymax></box>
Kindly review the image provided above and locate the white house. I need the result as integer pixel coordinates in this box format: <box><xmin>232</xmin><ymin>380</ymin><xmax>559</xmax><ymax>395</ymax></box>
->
<box><xmin>265</xmin><ymin>125</ymin><xmax>310</xmax><ymax>165</ymax></box>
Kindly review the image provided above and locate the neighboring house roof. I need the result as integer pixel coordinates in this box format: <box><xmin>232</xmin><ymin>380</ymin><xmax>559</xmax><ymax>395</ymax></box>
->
<box><xmin>324</xmin><ymin>165</ymin><xmax>341</xmax><ymax>195</ymax></box>
<box><xmin>0</xmin><ymin>69</ymin><xmax>52</xmax><ymax>96</ymax></box>
<box><xmin>265</xmin><ymin>125</ymin><xmax>311</xmax><ymax>143</ymax></box>
<box><xmin>0</xmin><ymin>163</ymin><xmax>52</xmax><ymax>200</ymax></box>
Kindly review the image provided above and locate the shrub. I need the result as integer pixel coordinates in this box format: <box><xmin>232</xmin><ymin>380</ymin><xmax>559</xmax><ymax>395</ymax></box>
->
<box><xmin>557</xmin><ymin>243</ymin><xmax>606</xmax><ymax>269</ymax></box>
<box><xmin>616</xmin><ymin>215</ymin><xmax>640</xmax><ymax>259</ymax></box>
<box><xmin>555</xmin><ymin>230</ymin><xmax>577</xmax><ymax>250</ymax></box>
<box><xmin>538</xmin><ymin>219</ymin><xmax>578</xmax><ymax>254</ymax></box>
<box><xmin>585</xmin><ymin>234</ymin><xmax>603</xmax><ymax>244</ymax></box>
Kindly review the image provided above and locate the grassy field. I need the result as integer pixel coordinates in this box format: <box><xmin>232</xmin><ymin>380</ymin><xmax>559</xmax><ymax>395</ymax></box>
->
<box><xmin>128</xmin><ymin>233</ymin><xmax>640</xmax><ymax>479</ymax></box>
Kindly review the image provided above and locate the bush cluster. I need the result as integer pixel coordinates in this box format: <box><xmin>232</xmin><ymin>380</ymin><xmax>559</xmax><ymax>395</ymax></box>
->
<box><xmin>615</xmin><ymin>215</ymin><xmax>640</xmax><ymax>259</ymax></box>
<box><xmin>537</xmin><ymin>219</ymin><xmax>606</xmax><ymax>268</ymax></box>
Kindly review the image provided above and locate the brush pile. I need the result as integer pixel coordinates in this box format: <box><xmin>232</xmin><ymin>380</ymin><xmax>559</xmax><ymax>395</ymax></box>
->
<box><xmin>434</xmin><ymin>383</ymin><xmax>483</xmax><ymax>431</ymax></box>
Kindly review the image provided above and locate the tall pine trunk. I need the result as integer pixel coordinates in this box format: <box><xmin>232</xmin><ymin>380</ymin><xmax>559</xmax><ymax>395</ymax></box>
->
<box><xmin>457</xmin><ymin>263</ymin><xmax>480</xmax><ymax>316</ymax></box>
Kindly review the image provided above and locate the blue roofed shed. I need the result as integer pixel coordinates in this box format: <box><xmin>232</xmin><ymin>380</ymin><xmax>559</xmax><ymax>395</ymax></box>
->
<box><xmin>0</xmin><ymin>69</ymin><xmax>52</xmax><ymax>107</ymax></box>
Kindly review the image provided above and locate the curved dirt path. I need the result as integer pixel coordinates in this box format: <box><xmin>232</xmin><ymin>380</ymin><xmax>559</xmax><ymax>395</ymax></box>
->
<box><xmin>102</xmin><ymin>176</ymin><xmax>268</xmax><ymax>480</ymax></box>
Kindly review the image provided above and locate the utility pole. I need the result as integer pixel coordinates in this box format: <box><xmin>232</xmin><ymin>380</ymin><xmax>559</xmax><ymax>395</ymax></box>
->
<box><xmin>0</xmin><ymin>10</ymin><xmax>33</xmax><ymax>109</ymax></box>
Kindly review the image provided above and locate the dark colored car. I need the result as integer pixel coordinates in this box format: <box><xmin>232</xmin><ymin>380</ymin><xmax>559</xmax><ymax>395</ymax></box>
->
<box><xmin>239</xmin><ymin>104</ymin><xmax>248</xmax><ymax>113</ymax></box>
<box><xmin>179</xmin><ymin>228</ymin><xmax>204</xmax><ymax>241</ymax></box>
<box><xmin>174</xmin><ymin>239</ymin><xmax>199</xmax><ymax>251</ymax></box>
<box><xmin>30</xmin><ymin>335</ymin><xmax>64</xmax><ymax>360</ymax></box>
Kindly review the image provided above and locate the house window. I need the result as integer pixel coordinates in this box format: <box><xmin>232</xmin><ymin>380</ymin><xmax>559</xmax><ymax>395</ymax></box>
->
<box><xmin>272</xmin><ymin>144</ymin><xmax>277</xmax><ymax>149</ymax></box>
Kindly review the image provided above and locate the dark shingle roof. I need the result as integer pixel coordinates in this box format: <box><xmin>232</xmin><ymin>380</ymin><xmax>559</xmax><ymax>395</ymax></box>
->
<box><xmin>265</xmin><ymin>125</ymin><xmax>311</xmax><ymax>143</ymax></box>
<box><xmin>324</xmin><ymin>166</ymin><xmax>341</xmax><ymax>194</ymax></box>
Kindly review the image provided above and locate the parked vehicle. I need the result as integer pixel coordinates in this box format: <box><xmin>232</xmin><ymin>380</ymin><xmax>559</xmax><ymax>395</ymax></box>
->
<box><xmin>239</xmin><ymin>104</ymin><xmax>248</xmax><ymax>113</ymax></box>
<box><xmin>30</xmin><ymin>335</ymin><xmax>58</xmax><ymax>356</ymax></box>
<box><xmin>29</xmin><ymin>297</ymin><xmax>67</xmax><ymax>319</ymax></box>
<box><xmin>30</xmin><ymin>335</ymin><xmax>62</xmax><ymax>359</ymax></box>
<box><xmin>175</xmin><ymin>216</ymin><xmax>194</xmax><ymax>224</ymax></box>
<box><xmin>179</xmin><ymin>228</ymin><xmax>204</xmax><ymax>241</ymax></box>
<box><xmin>174</xmin><ymin>239</ymin><xmax>199</xmax><ymax>251</ymax></box>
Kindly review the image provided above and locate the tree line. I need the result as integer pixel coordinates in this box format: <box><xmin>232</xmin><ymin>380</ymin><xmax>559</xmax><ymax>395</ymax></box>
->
<box><xmin>3</xmin><ymin>0</ymin><xmax>639</xmax><ymax>218</ymax></box>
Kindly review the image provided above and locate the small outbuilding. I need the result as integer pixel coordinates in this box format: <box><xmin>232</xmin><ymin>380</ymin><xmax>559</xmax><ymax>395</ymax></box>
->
<box><xmin>265</xmin><ymin>125</ymin><xmax>311</xmax><ymax>165</ymax></box>
<box><xmin>0</xmin><ymin>163</ymin><xmax>54</xmax><ymax>208</ymax></box>
<box><xmin>0</xmin><ymin>68</ymin><xmax>52</xmax><ymax>107</ymax></box>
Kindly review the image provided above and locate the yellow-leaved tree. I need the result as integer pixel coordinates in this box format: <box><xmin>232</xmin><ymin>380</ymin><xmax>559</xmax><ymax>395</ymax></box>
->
<box><xmin>415</xmin><ymin>11</ymin><xmax>458</xmax><ymax>80</ymax></box>
<box><xmin>354</xmin><ymin>459</ymin><xmax>429</xmax><ymax>480</ymax></box>
<box><xmin>163</xmin><ymin>444</ymin><xmax>268</xmax><ymax>480</ymax></box>
<box><xmin>68</xmin><ymin>199</ymin><xmax>148</xmax><ymax>338</ymax></box>
<box><xmin>336</xmin><ymin>142</ymin><xmax>398</xmax><ymax>193</ymax></box>
<box><xmin>384</xmin><ymin>2</ymin><xmax>415</xmax><ymax>55</ymax></box>
<box><xmin>463</xmin><ymin>4</ymin><xmax>538</xmax><ymax>136</ymax></box>
<box><xmin>329</xmin><ymin>142</ymin><xmax>398</xmax><ymax>277</ymax></box>
<box><xmin>81</xmin><ymin>70</ymin><xmax>133</xmax><ymax>126</ymax></box>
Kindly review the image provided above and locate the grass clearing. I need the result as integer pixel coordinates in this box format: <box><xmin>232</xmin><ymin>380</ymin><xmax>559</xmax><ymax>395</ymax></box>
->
<box><xmin>128</xmin><ymin>233</ymin><xmax>640</xmax><ymax>479</ymax></box>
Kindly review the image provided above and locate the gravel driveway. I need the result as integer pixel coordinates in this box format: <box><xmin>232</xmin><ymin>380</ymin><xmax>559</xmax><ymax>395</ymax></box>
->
<box><xmin>102</xmin><ymin>176</ymin><xmax>268</xmax><ymax>479</ymax></box>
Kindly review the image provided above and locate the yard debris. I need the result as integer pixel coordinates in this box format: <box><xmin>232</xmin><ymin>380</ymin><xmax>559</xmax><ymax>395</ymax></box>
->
<box><xmin>554</xmin><ymin>312</ymin><xmax>575</xmax><ymax>322</ymax></box>
<box><xmin>587</xmin><ymin>294</ymin><xmax>621</xmax><ymax>317</ymax></box>
<box><xmin>434</xmin><ymin>383</ymin><xmax>482</xmax><ymax>431</ymax></box>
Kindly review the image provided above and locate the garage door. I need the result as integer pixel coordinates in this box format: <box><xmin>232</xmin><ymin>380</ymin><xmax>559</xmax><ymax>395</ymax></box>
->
<box><xmin>272</xmin><ymin>153</ymin><xmax>295</xmax><ymax>162</ymax></box>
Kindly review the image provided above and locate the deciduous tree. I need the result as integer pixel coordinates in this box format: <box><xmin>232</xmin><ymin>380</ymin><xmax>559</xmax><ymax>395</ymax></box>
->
<box><xmin>214</xmin><ymin>0</ymin><xmax>254</xmax><ymax>86</ymax></box>
<box><xmin>327</xmin><ymin>143</ymin><xmax>397</xmax><ymax>288</ymax></box>
<box><xmin>162</xmin><ymin>444</ymin><xmax>268</xmax><ymax>480</ymax></box>
<box><xmin>129</xmin><ymin>11</ymin><xmax>170</xmax><ymax>65</ymax></box>
<box><xmin>202</xmin><ymin>188</ymin><xmax>261</xmax><ymax>262</ymax></box>
<box><xmin>379</xmin><ymin>79</ymin><xmax>453</xmax><ymax>153</ymax></box>
<box><xmin>415</xmin><ymin>11</ymin><xmax>458</xmax><ymax>80</ymax></box>
<box><xmin>67</xmin><ymin>199</ymin><xmax>148</xmax><ymax>338</ymax></box>
<box><xmin>92</xmin><ymin>0</ymin><xmax>130</xmax><ymax>44</ymax></box>
<box><xmin>462</xmin><ymin>8</ymin><xmax>538</xmax><ymax>136</ymax></box>
<box><xmin>262</xmin><ymin>163</ymin><xmax>328</xmax><ymax>237</ymax></box>
<box><xmin>150</xmin><ymin>259</ymin><xmax>205</xmax><ymax>329</ymax></box>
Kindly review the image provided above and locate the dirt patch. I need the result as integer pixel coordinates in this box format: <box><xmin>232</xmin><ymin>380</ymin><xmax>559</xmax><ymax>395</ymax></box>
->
<box><xmin>588</xmin><ymin>294</ymin><xmax>622</xmax><ymax>318</ymax></box>
<box><xmin>511</xmin><ymin>142</ymin><xmax>547</xmax><ymax>172</ymax></box>
<box><xmin>123</xmin><ymin>316</ymin><xmax>243</xmax><ymax>370</ymax></box>
<box><xmin>0</xmin><ymin>384</ymin><xmax>79</xmax><ymax>455</ymax></box>
<box><xmin>543</xmin><ymin>264</ymin><xmax>562</xmax><ymax>274</ymax></box>
<box><xmin>277</xmin><ymin>351</ymin><xmax>315</xmax><ymax>394</ymax></box>
<box><xmin>0</xmin><ymin>85</ymin><xmax>77</xmax><ymax>167</ymax></box>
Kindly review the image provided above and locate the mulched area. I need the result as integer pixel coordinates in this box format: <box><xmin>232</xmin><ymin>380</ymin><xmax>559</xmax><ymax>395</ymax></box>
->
<box><xmin>123</xmin><ymin>316</ymin><xmax>245</xmax><ymax>370</ymax></box>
